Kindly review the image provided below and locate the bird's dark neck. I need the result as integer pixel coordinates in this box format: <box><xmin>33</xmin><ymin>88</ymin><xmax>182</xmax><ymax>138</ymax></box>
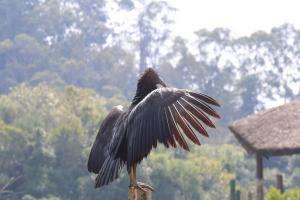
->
<box><xmin>131</xmin><ymin>86</ymin><xmax>152</xmax><ymax>106</ymax></box>
<box><xmin>131</xmin><ymin>68</ymin><xmax>163</xmax><ymax>106</ymax></box>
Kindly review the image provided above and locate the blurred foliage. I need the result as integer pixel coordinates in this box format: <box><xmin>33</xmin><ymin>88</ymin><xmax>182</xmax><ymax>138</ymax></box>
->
<box><xmin>265</xmin><ymin>187</ymin><xmax>300</xmax><ymax>200</ymax></box>
<box><xmin>0</xmin><ymin>84</ymin><xmax>252</xmax><ymax>200</ymax></box>
<box><xmin>147</xmin><ymin>145</ymin><xmax>246</xmax><ymax>200</ymax></box>
<box><xmin>0</xmin><ymin>0</ymin><xmax>300</xmax><ymax>199</ymax></box>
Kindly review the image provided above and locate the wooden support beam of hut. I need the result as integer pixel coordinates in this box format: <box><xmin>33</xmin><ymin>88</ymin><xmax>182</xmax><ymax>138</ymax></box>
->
<box><xmin>229</xmin><ymin>98</ymin><xmax>300</xmax><ymax>200</ymax></box>
<box><xmin>276</xmin><ymin>174</ymin><xmax>284</xmax><ymax>193</ymax></box>
<box><xmin>256</xmin><ymin>154</ymin><xmax>263</xmax><ymax>200</ymax></box>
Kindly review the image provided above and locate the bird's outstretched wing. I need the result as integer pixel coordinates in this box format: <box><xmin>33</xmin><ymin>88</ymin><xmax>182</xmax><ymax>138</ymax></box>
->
<box><xmin>125</xmin><ymin>87</ymin><xmax>220</xmax><ymax>170</ymax></box>
<box><xmin>87</xmin><ymin>106</ymin><xmax>125</xmax><ymax>188</ymax></box>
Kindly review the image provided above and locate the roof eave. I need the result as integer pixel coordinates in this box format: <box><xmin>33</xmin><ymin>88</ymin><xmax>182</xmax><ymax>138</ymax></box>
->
<box><xmin>228</xmin><ymin>125</ymin><xmax>257</xmax><ymax>154</ymax></box>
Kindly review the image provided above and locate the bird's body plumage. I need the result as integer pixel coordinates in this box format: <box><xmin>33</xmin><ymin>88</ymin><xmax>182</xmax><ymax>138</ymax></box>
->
<box><xmin>87</xmin><ymin>68</ymin><xmax>220</xmax><ymax>188</ymax></box>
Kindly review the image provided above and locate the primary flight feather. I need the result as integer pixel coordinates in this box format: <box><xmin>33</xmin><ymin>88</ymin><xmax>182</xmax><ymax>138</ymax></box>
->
<box><xmin>87</xmin><ymin>68</ymin><xmax>221</xmax><ymax>189</ymax></box>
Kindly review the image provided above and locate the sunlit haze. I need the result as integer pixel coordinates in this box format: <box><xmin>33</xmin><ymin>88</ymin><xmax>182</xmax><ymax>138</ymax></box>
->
<box><xmin>171</xmin><ymin>0</ymin><xmax>300</xmax><ymax>38</ymax></box>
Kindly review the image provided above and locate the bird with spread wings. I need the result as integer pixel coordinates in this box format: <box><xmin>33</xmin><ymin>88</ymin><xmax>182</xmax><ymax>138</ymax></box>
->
<box><xmin>87</xmin><ymin>68</ymin><xmax>220</xmax><ymax>190</ymax></box>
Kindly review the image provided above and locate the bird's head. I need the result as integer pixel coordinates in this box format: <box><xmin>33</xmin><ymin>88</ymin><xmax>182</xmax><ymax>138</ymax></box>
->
<box><xmin>132</xmin><ymin>68</ymin><xmax>166</xmax><ymax>105</ymax></box>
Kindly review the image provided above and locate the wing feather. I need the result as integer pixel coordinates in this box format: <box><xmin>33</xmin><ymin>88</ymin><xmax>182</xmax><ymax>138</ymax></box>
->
<box><xmin>87</xmin><ymin>107</ymin><xmax>123</xmax><ymax>173</ymax></box>
<box><xmin>180</xmin><ymin>97</ymin><xmax>216</xmax><ymax>128</ymax></box>
<box><xmin>171</xmin><ymin>104</ymin><xmax>201</xmax><ymax>145</ymax></box>
<box><xmin>125</xmin><ymin>87</ymin><xmax>220</xmax><ymax>170</ymax></box>
<box><xmin>188</xmin><ymin>91</ymin><xmax>220</xmax><ymax>106</ymax></box>
<box><xmin>183</xmin><ymin>95</ymin><xmax>220</xmax><ymax>118</ymax></box>
<box><xmin>168</xmin><ymin>106</ymin><xmax>189</xmax><ymax>151</ymax></box>
<box><xmin>87</xmin><ymin>106</ymin><xmax>125</xmax><ymax>188</ymax></box>
<box><xmin>176</xmin><ymin>101</ymin><xmax>209</xmax><ymax>137</ymax></box>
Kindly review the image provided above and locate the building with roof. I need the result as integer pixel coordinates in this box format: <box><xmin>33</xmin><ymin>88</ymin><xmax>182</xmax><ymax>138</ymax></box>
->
<box><xmin>229</xmin><ymin>98</ymin><xmax>300</xmax><ymax>200</ymax></box>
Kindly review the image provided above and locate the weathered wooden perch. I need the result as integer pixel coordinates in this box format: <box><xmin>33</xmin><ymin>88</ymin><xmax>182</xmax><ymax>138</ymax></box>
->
<box><xmin>128</xmin><ymin>183</ymin><xmax>154</xmax><ymax>200</ymax></box>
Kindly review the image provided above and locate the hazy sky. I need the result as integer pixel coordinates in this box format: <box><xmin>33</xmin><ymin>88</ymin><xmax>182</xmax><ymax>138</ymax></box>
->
<box><xmin>171</xmin><ymin>0</ymin><xmax>300</xmax><ymax>38</ymax></box>
<box><xmin>106</xmin><ymin>0</ymin><xmax>299</xmax><ymax>107</ymax></box>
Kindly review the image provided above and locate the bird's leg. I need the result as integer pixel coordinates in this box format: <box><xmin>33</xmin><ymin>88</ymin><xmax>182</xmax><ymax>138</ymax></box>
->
<box><xmin>129</xmin><ymin>164</ymin><xmax>140</xmax><ymax>199</ymax></box>
<box><xmin>129</xmin><ymin>164</ymin><xmax>137</xmax><ymax>187</ymax></box>
<box><xmin>129</xmin><ymin>164</ymin><xmax>140</xmax><ymax>188</ymax></box>
<box><xmin>129</xmin><ymin>164</ymin><xmax>154</xmax><ymax>192</ymax></box>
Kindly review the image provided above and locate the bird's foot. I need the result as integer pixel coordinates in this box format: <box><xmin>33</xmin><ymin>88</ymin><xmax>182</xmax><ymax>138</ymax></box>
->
<box><xmin>129</xmin><ymin>182</ymin><xmax>154</xmax><ymax>192</ymax></box>
<box><xmin>137</xmin><ymin>182</ymin><xmax>154</xmax><ymax>191</ymax></box>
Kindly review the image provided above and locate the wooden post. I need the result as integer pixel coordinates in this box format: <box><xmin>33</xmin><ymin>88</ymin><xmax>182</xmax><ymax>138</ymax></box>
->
<box><xmin>276</xmin><ymin>174</ymin><xmax>284</xmax><ymax>193</ymax></box>
<box><xmin>128</xmin><ymin>184</ymin><xmax>153</xmax><ymax>200</ymax></box>
<box><xmin>230</xmin><ymin>179</ymin><xmax>236</xmax><ymax>200</ymax></box>
<box><xmin>248</xmin><ymin>192</ymin><xmax>253</xmax><ymax>200</ymax></box>
<box><xmin>256</xmin><ymin>153</ymin><xmax>264</xmax><ymax>200</ymax></box>
<box><xmin>235</xmin><ymin>190</ymin><xmax>241</xmax><ymax>200</ymax></box>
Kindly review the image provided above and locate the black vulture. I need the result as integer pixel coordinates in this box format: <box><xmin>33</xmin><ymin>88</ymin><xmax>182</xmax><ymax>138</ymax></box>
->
<box><xmin>87</xmin><ymin>68</ymin><xmax>220</xmax><ymax>190</ymax></box>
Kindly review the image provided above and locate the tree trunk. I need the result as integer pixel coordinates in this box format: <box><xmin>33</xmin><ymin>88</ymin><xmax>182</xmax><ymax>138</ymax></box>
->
<box><xmin>138</xmin><ymin>15</ymin><xmax>149</xmax><ymax>73</ymax></box>
<box><xmin>229</xmin><ymin>179</ymin><xmax>236</xmax><ymax>200</ymax></box>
